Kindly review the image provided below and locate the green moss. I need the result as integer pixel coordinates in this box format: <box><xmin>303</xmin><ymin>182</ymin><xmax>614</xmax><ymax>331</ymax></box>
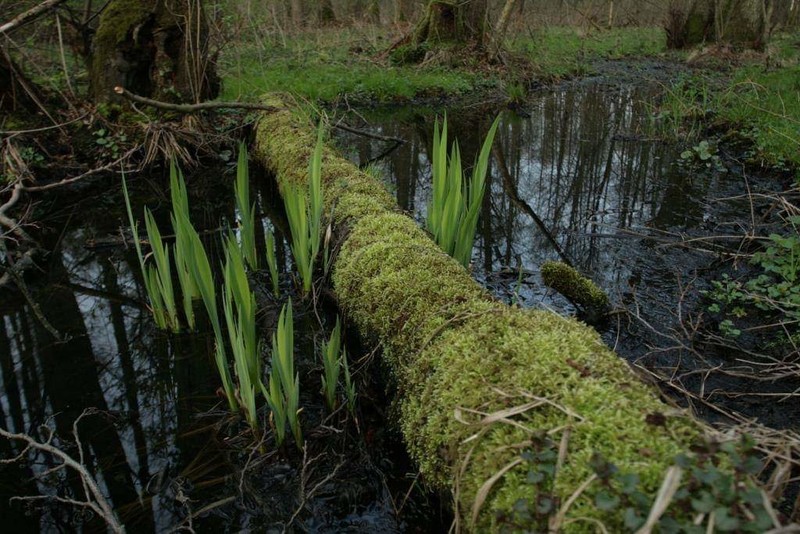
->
<box><xmin>254</xmin><ymin>94</ymin><xmax>740</xmax><ymax>531</ymax></box>
<box><xmin>404</xmin><ymin>308</ymin><xmax>697</xmax><ymax>530</ymax></box>
<box><xmin>93</xmin><ymin>0</ymin><xmax>155</xmax><ymax>52</ymax></box>
<box><xmin>541</xmin><ymin>261</ymin><xmax>610</xmax><ymax>313</ymax></box>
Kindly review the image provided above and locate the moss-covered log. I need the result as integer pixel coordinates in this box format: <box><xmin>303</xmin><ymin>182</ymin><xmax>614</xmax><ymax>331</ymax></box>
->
<box><xmin>253</xmin><ymin>96</ymin><xmax>763</xmax><ymax>531</ymax></box>
<box><xmin>541</xmin><ymin>261</ymin><xmax>610</xmax><ymax>322</ymax></box>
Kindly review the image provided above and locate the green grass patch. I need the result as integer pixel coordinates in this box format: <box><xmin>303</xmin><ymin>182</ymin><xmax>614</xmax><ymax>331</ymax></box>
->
<box><xmin>219</xmin><ymin>29</ymin><xmax>480</xmax><ymax>103</ymax></box>
<box><xmin>715</xmin><ymin>58</ymin><xmax>800</xmax><ymax>168</ymax></box>
<box><xmin>656</xmin><ymin>33</ymin><xmax>800</xmax><ymax>169</ymax></box>
<box><xmin>510</xmin><ymin>26</ymin><xmax>667</xmax><ymax>79</ymax></box>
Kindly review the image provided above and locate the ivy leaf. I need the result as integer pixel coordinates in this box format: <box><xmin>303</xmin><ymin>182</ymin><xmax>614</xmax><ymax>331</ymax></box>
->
<box><xmin>737</xmin><ymin>455</ymin><xmax>762</xmax><ymax>475</ymax></box>
<box><xmin>741</xmin><ymin>488</ymin><xmax>764</xmax><ymax>506</ymax></box>
<box><xmin>595</xmin><ymin>490</ymin><xmax>620</xmax><ymax>511</ymax></box>
<box><xmin>693</xmin><ymin>466</ymin><xmax>720</xmax><ymax>485</ymax></box>
<box><xmin>658</xmin><ymin>516</ymin><xmax>681</xmax><ymax>534</ymax></box>
<box><xmin>753</xmin><ymin>507</ymin><xmax>775</xmax><ymax>530</ymax></box>
<box><xmin>527</xmin><ymin>470</ymin><xmax>546</xmax><ymax>484</ymax></box>
<box><xmin>623</xmin><ymin>508</ymin><xmax>644</xmax><ymax>530</ymax></box>
<box><xmin>512</xmin><ymin>498</ymin><xmax>529</xmax><ymax>513</ymax></box>
<box><xmin>616</xmin><ymin>473</ymin><xmax>640</xmax><ymax>494</ymax></box>
<box><xmin>690</xmin><ymin>491</ymin><xmax>715</xmax><ymax>513</ymax></box>
<box><xmin>714</xmin><ymin>507</ymin><xmax>740</xmax><ymax>532</ymax></box>
<box><xmin>535</xmin><ymin>496</ymin><xmax>555</xmax><ymax>515</ymax></box>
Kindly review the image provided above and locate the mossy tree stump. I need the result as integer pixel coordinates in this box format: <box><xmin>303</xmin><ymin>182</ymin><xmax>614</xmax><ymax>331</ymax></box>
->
<box><xmin>89</xmin><ymin>0</ymin><xmax>218</xmax><ymax>103</ymax></box>
<box><xmin>254</xmin><ymin>95</ymin><xmax>770</xmax><ymax>531</ymax></box>
<box><xmin>390</xmin><ymin>0</ymin><xmax>489</xmax><ymax>64</ymax></box>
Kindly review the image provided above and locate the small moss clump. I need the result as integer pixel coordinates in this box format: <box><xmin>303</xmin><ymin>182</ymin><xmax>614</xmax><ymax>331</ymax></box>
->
<box><xmin>541</xmin><ymin>261</ymin><xmax>610</xmax><ymax>313</ymax></box>
<box><xmin>254</xmin><ymin>94</ymin><xmax>759</xmax><ymax>532</ymax></box>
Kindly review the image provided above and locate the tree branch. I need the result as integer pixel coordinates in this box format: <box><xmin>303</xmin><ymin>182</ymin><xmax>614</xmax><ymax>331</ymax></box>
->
<box><xmin>115</xmin><ymin>86</ymin><xmax>406</xmax><ymax>144</ymax></box>
<box><xmin>0</xmin><ymin>0</ymin><xmax>69</xmax><ymax>35</ymax></box>
<box><xmin>113</xmin><ymin>86</ymin><xmax>281</xmax><ymax>113</ymax></box>
<box><xmin>332</xmin><ymin>121</ymin><xmax>406</xmax><ymax>144</ymax></box>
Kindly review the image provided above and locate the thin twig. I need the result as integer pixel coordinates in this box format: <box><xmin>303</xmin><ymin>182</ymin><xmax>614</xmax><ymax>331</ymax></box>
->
<box><xmin>22</xmin><ymin>146</ymin><xmax>140</xmax><ymax>192</ymax></box>
<box><xmin>333</xmin><ymin>121</ymin><xmax>406</xmax><ymax>144</ymax></box>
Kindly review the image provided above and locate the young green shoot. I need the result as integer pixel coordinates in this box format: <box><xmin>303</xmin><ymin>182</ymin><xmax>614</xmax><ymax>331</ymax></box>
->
<box><xmin>235</xmin><ymin>143</ymin><xmax>258</xmax><ymax>270</ymax></box>
<box><xmin>283</xmin><ymin>122</ymin><xmax>325</xmax><ymax>294</ymax></box>
<box><xmin>143</xmin><ymin>209</ymin><xmax>180</xmax><ymax>332</ymax></box>
<box><xmin>122</xmin><ymin>175</ymin><xmax>169</xmax><ymax>330</ymax></box>
<box><xmin>342</xmin><ymin>350</ymin><xmax>356</xmax><ymax>416</ymax></box>
<box><xmin>321</xmin><ymin>317</ymin><xmax>342</xmax><ymax>411</ymax></box>
<box><xmin>265</xmin><ymin>227</ymin><xmax>280</xmax><ymax>298</ymax></box>
<box><xmin>269</xmin><ymin>300</ymin><xmax>302</xmax><ymax>446</ymax></box>
<box><xmin>223</xmin><ymin>233</ymin><xmax>262</xmax><ymax>429</ymax></box>
<box><xmin>265</xmin><ymin>370</ymin><xmax>287</xmax><ymax>446</ymax></box>
<box><xmin>170</xmin><ymin>161</ymin><xmax>198</xmax><ymax>329</ymax></box>
<box><xmin>427</xmin><ymin>116</ymin><xmax>501</xmax><ymax>268</ymax></box>
<box><xmin>179</xmin><ymin>212</ymin><xmax>237</xmax><ymax>412</ymax></box>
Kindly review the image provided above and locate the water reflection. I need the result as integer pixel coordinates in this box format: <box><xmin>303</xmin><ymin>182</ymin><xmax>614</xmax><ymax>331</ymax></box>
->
<box><xmin>0</xmin><ymin>168</ymin><xmax>433</xmax><ymax>532</ymax></box>
<box><xmin>335</xmin><ymin>79</ymin><xmax>800</xmax><ymax>431</ymax></box>
<box><xmin>0</xmin><ymin>181</ymin><xmax>226</xmax><ymax>532</ymax></box>
<box><xmin>335</xmin><ymin>83</ymin><xmax>712</xmax><ymax>309</ymax></box>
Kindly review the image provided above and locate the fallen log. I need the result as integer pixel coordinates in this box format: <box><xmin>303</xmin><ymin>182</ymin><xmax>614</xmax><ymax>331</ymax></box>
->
<box><xmin>253</xmin><ymin>94</ymin><xmax>773</xmax><ymax>532</ymax></box>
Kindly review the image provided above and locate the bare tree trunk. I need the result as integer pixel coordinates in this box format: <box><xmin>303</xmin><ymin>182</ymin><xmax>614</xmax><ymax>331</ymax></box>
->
<box><xmin>89</xmin><ymin>0</ymin><xmax>219</xmax><ymax>104</ymax></box>
<box><xmin>494</xmin><ymin>0</ymin><xmax>518</xmax><ymax>40</ymax></box>
<box><xmin>290</xmin><ymin>0</ymin><xmax>303</xmax><ymax>29</ymax></box>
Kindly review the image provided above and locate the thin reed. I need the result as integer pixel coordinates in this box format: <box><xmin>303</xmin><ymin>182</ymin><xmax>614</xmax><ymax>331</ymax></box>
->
<box><xmin>427</xmin><ymin>116</ymin><xmax>500</xmax><ymax>268</ymax></box>
<box><xmin>143</xmin><ymin>209</ymin><xmax>180</xmax><ymax>331</ymax></box>
<box><xmin>265</xmin><ymin>228</ymin><xmax>280</xmax><ymax>297</ymax></box>
<box><xmin>223</xmin><ymin>234</ymin><xmax>262</xmax><ymax>429</ymax></box>
<box><xmin>235</xmin><ymin>143</ymin><xmax>259</xmax><ymax>270</ymax></box>
<box><xmin>122</xmin><ymin>174</ymin><xmax>180</xmax><ymax>332</ymax></box>
<box><xmin>169</xmin><ymin>162</ymin><xmax>198</xmax><ymax>329</ymax></box>
<box><xmin>342</xmin><ymin>350</ymin><xmax>356</xmax><ymax>416</ymax></box>
<box><xmin>180</xmin><ymin>212</ymin><xmax>237</xmax><ymax>412</ymax></box>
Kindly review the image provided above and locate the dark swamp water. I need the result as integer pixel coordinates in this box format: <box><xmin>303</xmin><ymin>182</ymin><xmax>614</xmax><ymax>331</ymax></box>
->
<box><xmin>2</xmin><ymin>70</ymin><xmax>798</xmax><ymax>531</ymax></box>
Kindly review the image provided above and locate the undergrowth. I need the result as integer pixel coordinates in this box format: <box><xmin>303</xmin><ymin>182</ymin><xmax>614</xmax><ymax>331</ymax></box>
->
<box><xmin>510</xmin><ymin>27</ymin><xmax>667</xmax><ymax>79</ymax></box>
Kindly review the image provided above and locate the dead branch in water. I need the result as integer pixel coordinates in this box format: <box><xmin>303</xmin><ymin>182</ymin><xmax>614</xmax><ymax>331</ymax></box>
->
<box><xmin>0</xmin><ymin>409</ymin><xmax>125</xmax><ymax>533</ymax></box>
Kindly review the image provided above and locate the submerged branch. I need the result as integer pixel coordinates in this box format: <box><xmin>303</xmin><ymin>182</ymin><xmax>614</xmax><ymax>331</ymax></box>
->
<box><xmin>0</xmin><ymin>421</ymin><xmax>124</xmax><ymax>533</ymax></box>
<box><xmin>493</xmin><ymin>144</ymin><xmax>573</xmax><ymax>267</ymax></box>
<box><xmin>333</xmin><ymin>121</ymin><xmax>406</xmax><ymax>144</ymax></box>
